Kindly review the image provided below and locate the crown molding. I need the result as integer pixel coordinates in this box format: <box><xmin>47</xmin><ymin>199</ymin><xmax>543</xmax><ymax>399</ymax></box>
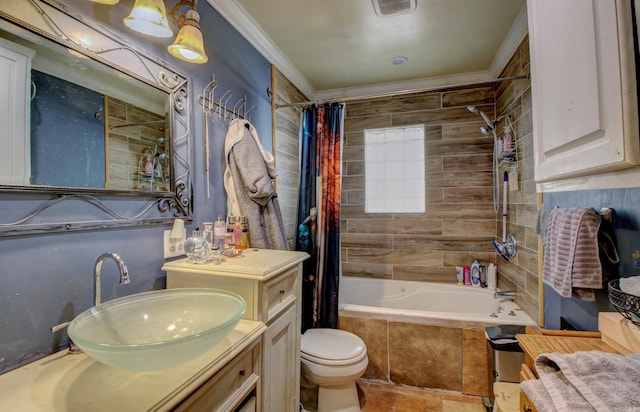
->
<box><xmin>205</xmin><ymin>0</ymin><xmax>315</xmax><ymax>98</ymax></box>
<box><xmin>313</xmin><ymin>70</ymin><xmax>496</xmax><ymax>101</ymax></box>
<box><xmin>490</xmin><ymin>5</ymin><xmax>529</xmax><ymax>77</ymax></box>
<box><xmin>207</xmin><ymin>0</ymin><xmax>529</xmax><ymax>101</ymax></box>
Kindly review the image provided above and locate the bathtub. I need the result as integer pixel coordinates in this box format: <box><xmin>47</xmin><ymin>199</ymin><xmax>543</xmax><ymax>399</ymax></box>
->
<box><xmin>338</xmin><ymin>276</ymin><xmax>536</xmax><ymax>396</ymax></box>
<box><xmin>339</xmin><ymin>276</ymin><xmax>535</xmax><ymax>326</ymax></box>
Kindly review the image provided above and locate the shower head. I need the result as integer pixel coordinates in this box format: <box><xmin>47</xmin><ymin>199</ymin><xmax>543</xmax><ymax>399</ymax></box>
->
<box><xmin>493</xmin><ymin>235</ymin><xmax>517</xmax><ymax>261</ymax></box>
<box><xmin>493</xmin><ymin>240</ymin><xmax>510</xmax><ymax>260</ymax></box>
<box><xmin>155</xmin><ymin>137</ymin><xmax>166</xmax><ymax>145</ymax></box>
<box><xmin>480</xmin><ymin>126</ymin><xmax>491</xmax><ymax>137</ymax></box>
<box><xmin>467</xmin><ymin>105</ymin><xmax>494</xmax><ymax>129</ymax></box>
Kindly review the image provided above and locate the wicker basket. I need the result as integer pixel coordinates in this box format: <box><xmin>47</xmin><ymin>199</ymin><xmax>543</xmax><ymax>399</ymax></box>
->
<box><xmin>608</xmin><ymin>279</ymin><xmax>640</xmax><ymax>327</ymax></box>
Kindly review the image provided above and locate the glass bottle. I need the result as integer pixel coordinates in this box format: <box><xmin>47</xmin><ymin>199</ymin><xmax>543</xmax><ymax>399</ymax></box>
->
<box><xmin>202</xmin><ymin>222</ymin><xmax>214</xmax><ymax>249</ymax></box>
<box><xmin>214</xmin><ymin>215</ymin><xmax>226</xmax><ymax>251</ymax></box>
<box><xmin>240</xmin><ymin>216</ymin><xmax>250</xmax><ymax>249</ymax></box>
<box><xmin>183</xmin><ymin>227</ymin><xmax>209</xmax><ymax>264</ymax></box>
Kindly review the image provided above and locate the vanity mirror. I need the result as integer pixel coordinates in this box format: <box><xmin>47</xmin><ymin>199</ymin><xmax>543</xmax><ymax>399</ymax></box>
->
<box><xmin>0</xmin><ymin>0</ymin><xmax>192</xmax><ymax>235</ymax></box>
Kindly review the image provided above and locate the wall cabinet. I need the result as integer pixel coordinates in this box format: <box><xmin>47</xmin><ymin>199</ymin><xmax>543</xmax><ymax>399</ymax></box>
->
<box><xmin>0</xmin><ymin>37</ymin><xmax>34</xmax><ymax>185</ymax></box>
<box><xmin>528</xmin><ymin>0</ymin><xmax>639</xmax><ymax>183</ymax></box>
<box><xmin>163</xmin><ymin>249</ymin><xmax>309</xmax><ymax>412</ymax></box>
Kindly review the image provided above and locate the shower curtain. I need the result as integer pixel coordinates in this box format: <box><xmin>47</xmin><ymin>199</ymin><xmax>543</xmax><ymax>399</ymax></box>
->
<box><xmin>295</xmin><ymin>103</ymin><xmax>344</xmax><ymax>332</ymax></box>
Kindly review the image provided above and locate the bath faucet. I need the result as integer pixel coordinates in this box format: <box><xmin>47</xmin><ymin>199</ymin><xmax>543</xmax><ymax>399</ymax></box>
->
<box><xmin>494</xmin><ymin>290</ymin><xmax>516</xmax><ymax>300</ymax></box>
<box><xmin>94</xmin><ymin>252</ymin><xmax>130</xmax><ymax>306</ymax></box>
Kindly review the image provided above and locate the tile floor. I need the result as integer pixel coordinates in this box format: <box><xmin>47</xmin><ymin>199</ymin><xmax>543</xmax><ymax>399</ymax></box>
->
<box><xmin>359</xmin><ymin>380</ymin><xmax>488</xmax><ymax>412</ymax></box>
<box><xmin>301</xmin><ymin>379</ymin><xmax>489</xmax><ymax>412</ymax></box>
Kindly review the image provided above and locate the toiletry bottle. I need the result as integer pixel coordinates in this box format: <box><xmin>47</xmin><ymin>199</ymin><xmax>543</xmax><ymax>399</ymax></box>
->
<box><xmin>183</xmin><ymin>227</ymin><xmax>209</xmax><ymax>264</ymax></box>
<box><xmin>463</xmin><ymin>265</ymin><xmax>471</xmax><ymax>286</ymax></box>
<box><xmin>456</xmin><ymin>266</ymin><xmax>464</xmax><ymax>285</ymax></box>
<box><xmin>234</xmin><ymin>217</ymin><xmax>243</xmax><ymax>249</ymax></box>
<box><xmin>226</xmin><ymin>216</ymin><xmax>236</xmax><ymax>249</ymax></box>
<box><xmin>470</xmin><ymin>259</ymin><xmax>480</xmax><ymax>286</ymax></box>
<box><xmin>202</xmin><ymin>222</ymin><xmax>213</xmax><ymax>249</ymax></box>
<box><xmin>479</xmin><ymin>265</ymin><xmax>487</xmax><ymax>288</ymax></box>
<box><xmin>487</xmin><ymin>262</ymin><xmax>497</xmax><ymax>290</ymax></box>
<box><xmin>240</xmin><ymin>216</ymin><xmax>250</xmax><ymax>249</ymax></box>
<box><xmin>503</xmin><ymin>126</ymin><xmax>514</xmax><ymax>153</ymax></box>
<box><xmin>214</xmin><ymin>215</ymin><xmax>226</xmax><ymax>250</ymax></box>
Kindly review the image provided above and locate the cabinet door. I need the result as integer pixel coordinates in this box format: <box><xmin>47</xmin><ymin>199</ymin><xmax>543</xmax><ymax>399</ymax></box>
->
<box><xmin>528</xmin><ymin>0</ymin><xmax>639</xmax><ymax>182</ymax></box>
<box><xmin>262</xmin><ymin>304</ymin><xmax>298</xmax><ymax>412</ymax></box>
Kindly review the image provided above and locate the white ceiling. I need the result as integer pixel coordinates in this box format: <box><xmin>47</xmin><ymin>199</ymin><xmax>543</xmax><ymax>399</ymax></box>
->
<box><xmin>206</xmin><ymin>0</ymin><xmax>528</xmax><ymax>101</ymax></box>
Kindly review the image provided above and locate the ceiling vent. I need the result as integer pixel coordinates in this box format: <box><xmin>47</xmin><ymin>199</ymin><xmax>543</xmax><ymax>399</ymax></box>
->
<box><xmin>372</xmin><ymin>0</ymin><xmax>416</xmax><ymax>17</ymax></box>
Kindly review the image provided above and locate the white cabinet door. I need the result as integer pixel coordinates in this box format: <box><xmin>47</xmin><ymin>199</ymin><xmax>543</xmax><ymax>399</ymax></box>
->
<box><xmin>0</xmin><ymin>38</ymin><xmax>34</xmax><ymax>185</ymax></box>
<box><xmin>528</xmin><ymin>0</ymin><xmax>639</xmax><ymax>182</ymax></box>
<box><xmin>262</xmin><ymin>304</ymin><xmax>298</xmax><ymax>412</ymax></box>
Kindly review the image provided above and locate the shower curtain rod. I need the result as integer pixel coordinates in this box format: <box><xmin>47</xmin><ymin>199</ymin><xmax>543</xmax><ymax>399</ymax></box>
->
<box><xmin>274</xmin><ymin>74</ymin><xmax>530</xmax><ymax>109</ymax></box>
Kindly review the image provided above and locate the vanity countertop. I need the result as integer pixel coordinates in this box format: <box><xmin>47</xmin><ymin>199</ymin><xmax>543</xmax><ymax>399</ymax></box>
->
<box><xmin>0</xmin><ymin>320</ymin><xmax>265</xmax><ymax>412</ymax></box>
<box><xmin>162</xmin><ymin>248</ymin><xmax>309</xmax><ymax>281</ymax></box>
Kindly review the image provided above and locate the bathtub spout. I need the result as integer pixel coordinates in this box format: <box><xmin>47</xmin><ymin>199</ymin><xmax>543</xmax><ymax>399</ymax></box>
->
<box><xmin>494</xmin><ymin>290</ymin><xmax>516</xmax><ymax>300</ymax></box>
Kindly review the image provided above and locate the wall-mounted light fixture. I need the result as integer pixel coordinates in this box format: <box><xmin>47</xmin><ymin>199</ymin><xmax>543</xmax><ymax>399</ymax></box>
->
<box><xmin>93</xmin><ymin>0</ymin><xmax>208</xmax><ymax>64</ymax></box>
<box><xmin>124</xmin><ymin>0</ymin><xmax>173</xmax><ymax>38</ymax></box>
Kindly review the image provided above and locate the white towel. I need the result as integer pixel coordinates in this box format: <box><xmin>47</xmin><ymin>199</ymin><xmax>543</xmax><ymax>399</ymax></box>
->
<box><xmin>620</xmin><ymin>276</ymin><xmax>640</xmax><ymax>297</ymax></box>
<box><xmin>542</xmin><ymin>207</ymin><xmax>602</xmax><ymax>299</ymax></box>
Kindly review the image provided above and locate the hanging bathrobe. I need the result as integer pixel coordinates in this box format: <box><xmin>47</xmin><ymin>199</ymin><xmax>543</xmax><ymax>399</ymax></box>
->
<box><xmin>224</xmin><ymin>118</ymin><xmax>288</xmax><ymax>250</ymax></box>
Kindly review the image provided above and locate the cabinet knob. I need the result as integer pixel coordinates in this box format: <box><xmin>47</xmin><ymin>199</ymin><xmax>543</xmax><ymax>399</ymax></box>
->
<box><xmin>279</xmin><ymin>289</ymin><xmax>285</xmax><ymax>295</ymax></box>
<box><xmin>239</xmin><ymin>369</ymin><xmax>246</xmax><ymax>377</ymax></box>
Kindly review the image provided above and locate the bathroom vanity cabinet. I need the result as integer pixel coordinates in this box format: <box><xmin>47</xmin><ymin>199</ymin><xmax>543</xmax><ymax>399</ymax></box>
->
<box><xmin>527</xmin><ymin>0</ymin><xmax>639</xmax><ymax>183</ymax></box>
<box><xmin>174</xmin><ymin>338</ymin><xmax>261</xmax><ymax>411</ymax></box>
<box><xmin>0</xmin><ymin>320</ymin><xmax>265</xmax><ymax>411</ymax></box>
<box><xmin>163</xmin><ymin>249</ymin><xmax>309</xmax><ymax>412</ymax></box>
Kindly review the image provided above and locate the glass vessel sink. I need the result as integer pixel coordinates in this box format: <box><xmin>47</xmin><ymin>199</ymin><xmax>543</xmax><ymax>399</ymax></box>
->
<box><xmin>67</xmin><ymin>288</ymin><xmax>246</xmax><ymax>371</ymax></box>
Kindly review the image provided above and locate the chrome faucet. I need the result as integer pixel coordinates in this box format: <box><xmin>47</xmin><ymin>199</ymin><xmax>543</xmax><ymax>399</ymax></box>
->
<box><xmin>494</xmin><ymin>290</ymin><xmax>516</xmax><ymax>300</ymax></box>
<box><xmin>94</xmin><ymin>252</ymin><xmax>130</xmax><ymax>306</ymax></box>
<box><xmin>51</xmin><ymin>252</ymin><xmax>130</xmax><ymax>355</ymax></box>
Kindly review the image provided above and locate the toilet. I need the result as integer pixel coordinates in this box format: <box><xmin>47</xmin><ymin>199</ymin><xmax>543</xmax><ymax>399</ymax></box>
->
<box><xmin>300</xmin><ymin>328</ymin><xmax>369</xmax><ymax>412</ymax></box>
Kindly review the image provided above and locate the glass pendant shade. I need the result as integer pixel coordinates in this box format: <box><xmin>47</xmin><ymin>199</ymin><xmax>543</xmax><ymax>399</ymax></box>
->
<box><xmin>91</xmin><ymin>0</ymin><xmax>119</xmax><ymax>4</ymax></box>
<box><xmin>124</xmin><ymin>0</ymin><xmax>173</xmax><ymax>38</ymax></box>
<box><xmin>168</xmin><ymin>10</ymin><xmax>208</xmax><ymax>64</ymax></box>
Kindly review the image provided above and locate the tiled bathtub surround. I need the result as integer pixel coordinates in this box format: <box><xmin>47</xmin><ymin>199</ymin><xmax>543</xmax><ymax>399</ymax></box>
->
<box><xmin>340</xmin><ymin>36</ymin><xmax>538</xmax><ymax>323</ymax></box>
<box><xmin>339</xmin><ymin>313</ymin><xmax>493</xmax><ymax>398</ymax></box>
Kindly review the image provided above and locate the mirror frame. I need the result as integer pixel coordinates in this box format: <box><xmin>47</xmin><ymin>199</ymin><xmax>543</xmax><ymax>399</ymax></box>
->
<box><xmin>0</xmin><ymin>0</ymin><xmax>193</xmax><ymax>236</ymax></box>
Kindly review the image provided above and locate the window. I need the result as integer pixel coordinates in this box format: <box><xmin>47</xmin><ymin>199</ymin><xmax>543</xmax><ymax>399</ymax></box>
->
<box><xmin>364</xmin><ymin>125</ymin><xmax>425</xmax><ymax>213</ymax></box>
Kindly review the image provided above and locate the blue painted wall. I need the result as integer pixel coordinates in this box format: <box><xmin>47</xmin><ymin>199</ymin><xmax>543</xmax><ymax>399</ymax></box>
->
<box><xmin>543</xmin><ymin>188</ymin><xmax>640</xmax><ymax>331</ymax></box>
<box><xmin>0</xmin><ymin>0</ymin><xmax>272</xmax><ymax>374</ymax></box>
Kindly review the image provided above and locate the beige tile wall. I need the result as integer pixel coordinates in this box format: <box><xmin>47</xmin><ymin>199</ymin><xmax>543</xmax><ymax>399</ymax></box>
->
<box><xmin>339</xmin><ymin>313</ymin><xmax>492</xmax><ymax>397</ymax></box>
<box><xmin>272</xmin><ymin>66</ymin><xmax>308</xmax><ymax>248</ymax></box>
<box><xmin>341</xmin><ymin>86</ymin><xmax>498</xmax><ymax>283</ymax></box>
<box><xmin>494</xmin><ymin>37</ymin><xmax>538</xmax><ymax>323</ymax></box>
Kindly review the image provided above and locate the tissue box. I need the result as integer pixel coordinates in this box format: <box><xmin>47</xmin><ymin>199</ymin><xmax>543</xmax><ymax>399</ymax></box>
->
<box><xmin>599</xmin><ymin>312</ymin><xmax>640</xmax><ymax>354</ymax></box>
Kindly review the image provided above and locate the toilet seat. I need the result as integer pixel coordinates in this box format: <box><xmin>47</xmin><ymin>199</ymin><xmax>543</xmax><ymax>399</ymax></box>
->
<box><xmin>301</xmin><ymin>328</ymin><xmax>367</xmax><ymax>366</ymax></box>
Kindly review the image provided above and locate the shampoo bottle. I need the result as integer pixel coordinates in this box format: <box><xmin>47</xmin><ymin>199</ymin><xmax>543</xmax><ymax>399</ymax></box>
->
<box><xmin>487</xmin><ymin>262</ymin><xmax>497</xmax><ymax>290</ymax></box>
<box><xmin>470</xmin><ymin>259</ymin><xmax>480</xmax><ymax>286</ymax></box>
<box><xmin>463</xmin><ymin>265</ymin><xmax>471</xmax><ymax>286</ymax></box>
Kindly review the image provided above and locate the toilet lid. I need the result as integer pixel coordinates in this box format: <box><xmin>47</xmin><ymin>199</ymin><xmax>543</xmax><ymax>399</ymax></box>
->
<box><xmin>301</xmin><ymin>329</ymin><xmax>367</xmax><ymax>365</ymax></box>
